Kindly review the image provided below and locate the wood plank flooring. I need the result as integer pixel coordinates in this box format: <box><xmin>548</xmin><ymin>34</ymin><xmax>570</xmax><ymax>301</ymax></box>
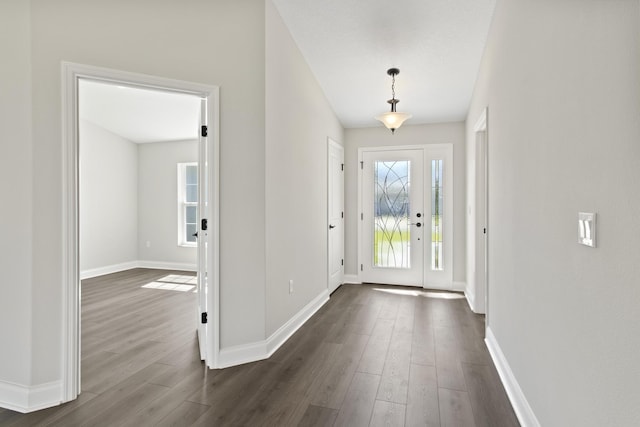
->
<box><xmin>0</xmin><ymin>269</ymin><xmax>519</xmax><ymax>426</ymax></box>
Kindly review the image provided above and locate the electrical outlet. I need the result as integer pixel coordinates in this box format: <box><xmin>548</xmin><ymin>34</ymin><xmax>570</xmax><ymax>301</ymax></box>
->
<box><xmin>289</xmin><ymin>279</ymin><xmax>293</xmax><ymax>294</ymax></box>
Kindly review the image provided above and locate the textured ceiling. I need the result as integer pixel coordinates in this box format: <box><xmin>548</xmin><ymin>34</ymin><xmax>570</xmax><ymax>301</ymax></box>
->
<box><xmin>272</xmin><ymin>0</ymin><xmax>497</xmax><ymax>128</ymax></box>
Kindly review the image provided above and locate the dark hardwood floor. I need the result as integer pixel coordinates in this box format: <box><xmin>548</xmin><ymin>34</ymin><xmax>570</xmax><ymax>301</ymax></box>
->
<box><xmin>0</xmin><ymin>269</ymin><xmax>519</xmax><ymax>426</ymax></box>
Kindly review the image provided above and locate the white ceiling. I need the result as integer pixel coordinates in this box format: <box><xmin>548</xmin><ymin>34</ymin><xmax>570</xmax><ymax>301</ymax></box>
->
<box><xmin>272</xmin><ymin>0</ymin><xmax>497</xmax><ymax>128</ymax></box>
<box><xmin>79</xmin><ymin>79</ymin><xmax>201</xmax><ymax>144</ymax></box>
<box><xmin>79</xmin><ymin>1</ymin><xmax>496</xmax><ymax>141</ymax></box>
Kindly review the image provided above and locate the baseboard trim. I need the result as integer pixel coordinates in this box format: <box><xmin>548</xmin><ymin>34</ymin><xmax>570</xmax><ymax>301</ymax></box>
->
<box><xmin>136</xmin><ymin>260</ymin><xmax>197</xmax><ymax>272</ymax></box>
<box><xmin>452</xmin><ymin>281</ymin><xmax>466</xmax><ymax>292</ymax></box>
<box><xmin>217</xmin><ymin>341</ymin><xmax>268</xmax><ymax>369</ymax></box>
<box><xmin>343</xmin><ymin>274</ymin><xmax>360</xmax><ymax>284</ymax></box>
<box><xmin>266</xmin><ymin>289</ymin><xmax>330</xmax><ymax>356</ymax></box>
<box><xmin>0</xmin><ymin>380</ymin><xmax>62</xmax><ymax>413</ymax></box>
<box><xmin>485</xmin><ymin>327</ymin><xmax>540</xmax><ymax>427</ymax></box>
<box><xmin>465</xmin><ymin>287</ymin><xmax>477</xmax><ymax>312</ymax></box>
<box><xmin>216</xmin><ymin>290</ymin><xmax>330</xmax><ymax>369</ymax></box>
<box><xmin>80</xmin><ymin>261</ymin><xmax>138</xmax><ymax>279</ymax></box>
<box><xmin>80</xmin><ymin>260</ymin><xmax>197</xmax><ymax>279</ymax></box>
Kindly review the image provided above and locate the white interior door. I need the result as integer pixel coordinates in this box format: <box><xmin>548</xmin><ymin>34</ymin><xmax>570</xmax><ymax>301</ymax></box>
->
<box><xmin>196</xmin><ymin>98</ymin><xmax>209</xmax><ymax>361</ymax></box>
<box><xmin>360</xmin><ymin>149</ymin><xmax>425</xmax><ymax>286</ymax></box>
<box><xmin>328</xmin><ymin>139</ymin><xmax>344</xmax><ymax>294</ymax></box>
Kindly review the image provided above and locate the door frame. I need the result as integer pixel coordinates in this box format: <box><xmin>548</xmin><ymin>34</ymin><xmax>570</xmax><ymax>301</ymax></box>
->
<box><xmin>327</xmin><ymin>138</ymin><xmax>344</xmax><ymax>294</ymax></box>
<box><xmin>61</xmin><ymin>62</ymin><xmax>220</xmax><ymax>403</ymax></box>
<box><xmin>472</xmin><ymin>107</ymin><xmax>489</xmax><ymax>315</ymax></box>
<box><xmin>357</xmin><ymin>144</ymin><xmax>454</xmax><ymax>289</ymax></box>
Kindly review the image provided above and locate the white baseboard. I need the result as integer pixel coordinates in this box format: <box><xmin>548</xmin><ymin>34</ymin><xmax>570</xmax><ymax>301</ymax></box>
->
<box><xmin>216</xmin><ymin>290</ymin><xmax>330</xmax><ymax>369</ymax></box>
<box><xmin>136</xmin><ymin>260</ymin><xmax>197</xmax><ymax>272</ymax></box>
<box><xmin>266</xmin><ymin>290</ymin><xmax>329</xmax><ymax>356</ymax></box>
<box><xmin>80</xmin><ymin>260</ymin><xmax>197</xmax><ymax>279</ymax></box>
<box><xmin>217</xmin><ymin>341</ymin><xmax>268</xmax><ymax>369</ymax></box>
<box><xmin>80</xmin><ymin>261</ymin><xmax>138</xmax><ymax>279</ymax></box>
<box><xmin>465</xmin><ymin>287</ymin><xmax>477</xmax><ymax>312</ymax></box>
<box><xmin>485</xmin><ymin>327</ymin><xmax>540</xmax><ymax>427</ymax></box>
<box><xmin>343</xmin><ymin>274</ymin><xmax>360</xmax><ymax>284</ymax></box>
<box><xmin>0</xmin><ymin>380</ymin><xmax>62</xmax><ymax>413</ymax></box>
<box><xmin>452</xmin><ymin>281</ymin><xmax>466</xmax><ymax>292</ymax></box>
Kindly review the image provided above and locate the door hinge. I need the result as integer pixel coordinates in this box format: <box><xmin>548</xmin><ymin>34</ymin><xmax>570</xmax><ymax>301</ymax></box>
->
<box><xmin>201</xmin><ymin>312</ymin><xmax>208</xmax><ymax>324</ymax></box>
<box><xmin>361</xmin><ymin>213</ymin><xmax>363</xmax><ymax>220</ymax></box>
<box><xmin>341</xmin><ymin>163</ymin><xmax>344</xmax><ymax>171</ymax></box>
<box><xmin>360</xmin><ymin>161</ymin><xmax>363</xmax><ymax>169</ymax></box>
<box><xmin>341</xmin><ymin>259</ymin><xmax>344</xmax><ymax>266</ymax></box>
<box><xmin>341</xmin><ymin>211</ymin><xmax>344</xmax><ymax>218</ymax></box>
<box><xmin>483</xmin><ymin>227</ymin><xmax>487</xmax><ymax>234</ymax></box>
<box><xmin>201</xmin><ymin>218</ymin><xmax>208</xmax><ymax>231</ymax></box>
<box><xmin>201</xmin><ymin>125</ymin><xmax>208</xmax><ymax>137</ymax></box>
<box><xmin>360</xmin><ymin>264</ymin><xmax>363</xmax><ymax>271</ymax></box>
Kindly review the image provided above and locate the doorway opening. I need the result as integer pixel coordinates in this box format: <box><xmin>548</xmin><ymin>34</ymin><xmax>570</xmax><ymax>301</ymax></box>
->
<box><xmin>62</xmin><ymin>62</ymin><xmax>220</xmax><ymax>403</ymax></box>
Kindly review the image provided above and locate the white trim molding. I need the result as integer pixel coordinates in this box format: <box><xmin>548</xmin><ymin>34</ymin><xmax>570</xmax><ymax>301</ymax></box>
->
<box><xmin>217</xmin><ymin>290</ymin><xmax>330</xmax><ymax>369</ymax></box>
<box><xmin>266</xmin><ymin>290</ymin><xmax>329</xmax><ymax>356</ymax></box>
<box><xmin>485</xmin><ymin>327</ymin><xmax>541</xmax><ymax>427</ymax></box>
<box><xmin>136</xmin><ymin>260</ymin><xmax>197</xmax><ymax>272</ymax></box>
<box><xmin>80</xmin><ymin>261</ymin><xmax>139</xmax><ymax>280</ymax></box>
<box><xmin>343</xmin><ymin>274</ymin><xmax>361</xmax><ymax>284</ymax></box>
<box><xmin>0</xmin><ymin>380</ymin><xmax>62</xmax><ymax>413</ymax></box>
<box><xmin>80</xmin><ymin>261</ymin><xmax>197</xmax><ymax>280</ymax></box>
<box><xmin>452</xmin><ymin>281</ymin><xmax>466</xmax><ymax>292</ymax></box>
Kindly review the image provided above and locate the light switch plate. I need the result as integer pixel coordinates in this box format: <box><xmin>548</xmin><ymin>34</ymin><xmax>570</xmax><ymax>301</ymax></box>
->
<box><xmin>578</xmin><ymin>212</ymin><xmax>596</xmax><ymax>248</ymax></box>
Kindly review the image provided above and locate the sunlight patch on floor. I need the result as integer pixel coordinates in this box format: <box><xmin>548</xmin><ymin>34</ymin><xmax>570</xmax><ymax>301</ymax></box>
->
<box><xmin>142</xmin><ymin>274</ymin><xmax>197</xmax><ymax>292</ymax></box>
<box><xmin>373</xmin><ymin>287</ymin><xmax>465</xmax><ymax>299</ymax></box>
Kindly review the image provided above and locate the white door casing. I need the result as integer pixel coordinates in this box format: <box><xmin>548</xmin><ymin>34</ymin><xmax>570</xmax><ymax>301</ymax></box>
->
<box><xmin>62</xmin><ymin>62</ymin><xmax>220</xmax><ymax>404</ymax></box>
<box><xmin>328</xmin><ymin>139</ymin><xmax>344</xmax><ymax>294</ymax></box>
<box><xmin>473</xmin><ymin>108</ymin><xmax>488</xmax><ymax>314</ymax></box>
<box><xmin>358</xmin><ymin>145</ymin><xmax>453</xmax><ymax>289</ymax></box>
<box><xmin>197</xmin><ymin>98</ymin><xmax>209</xmax><ymax>360</ymax></box>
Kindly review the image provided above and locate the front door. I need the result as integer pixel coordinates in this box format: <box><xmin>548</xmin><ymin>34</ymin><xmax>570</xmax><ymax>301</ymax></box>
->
<box><xmin>360</xmin><ymin>149</ymin><xmax>425</xmax><ymax>286</ymax></box>
<box><xmin>359</xmin><ymin>145</ymin><xmax>454</xmax><ymax>289</ymax></box>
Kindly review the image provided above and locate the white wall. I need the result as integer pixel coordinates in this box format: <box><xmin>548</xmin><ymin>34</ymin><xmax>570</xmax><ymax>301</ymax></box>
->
<box><xmin>24</xmin><ymin>0</ymin><xmax>266</xmax><ymax>387</ymax></box>
<box><xmin>344</xmin><ymin>123</ymin><xmax>466</xmax><ymax>285</ymax></box>
<box><xmin>265</xmin><ymin>1</ymin><xmax>344</xmax><ymax>336</ymax></box>
<box><xmin>0</xmin><ymin>0</ymin><xmax>32</xmax><ymax>389</ymax></box>
<box><xmin>80</xmin><ymin>120</ymin><xmax>138</xmax><ymax>272</ymax></box>
<box><xmin>467</xmin><ymin>1</ymin><xmax>640</xmax><ymax>425</ymax></box>
<box><xmin>138</xmin><ymin>140</ymin><xmax>198</xmax><ymax>267</ymax></box>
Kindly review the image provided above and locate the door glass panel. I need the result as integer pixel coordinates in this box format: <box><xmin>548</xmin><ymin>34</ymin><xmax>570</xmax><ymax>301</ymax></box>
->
<box><xmin>373</xmin><ymin>160</ymin><xmax>411</xmax><ymax>268</ymax></box>
<box><xmin>432</xmin><ymin>159</ymin><xmax>443</xmax><ymax>270</ymax></box>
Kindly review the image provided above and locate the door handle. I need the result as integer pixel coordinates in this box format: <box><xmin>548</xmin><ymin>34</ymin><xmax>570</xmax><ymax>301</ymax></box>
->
<box><xmin>410</xmin><ymin>222</ymin><xmax>422</xmax><ymax>227</ymax></box>
<box><xmin>329</xmin><ymin>224</ymin><xmax>336</xmax><ymax>229</ymax></box>
<box><xmin>192</xmin><ymin>232</ymin><xmax>198</xmax><ymax>238</ymax></box>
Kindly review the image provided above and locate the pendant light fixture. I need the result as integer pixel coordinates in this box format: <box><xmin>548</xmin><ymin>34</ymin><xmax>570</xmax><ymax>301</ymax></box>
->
<box><xmin>375</xmin><ymin>68</ymin><xmax>412</xmax><ymax>134</ymax></box>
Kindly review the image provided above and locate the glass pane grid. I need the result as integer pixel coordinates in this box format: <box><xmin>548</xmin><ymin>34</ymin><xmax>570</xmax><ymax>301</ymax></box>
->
<box><xmin>373</xmin><ymin>161</ymin><xmax>411</xmax><ymax>269</ymax></box>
